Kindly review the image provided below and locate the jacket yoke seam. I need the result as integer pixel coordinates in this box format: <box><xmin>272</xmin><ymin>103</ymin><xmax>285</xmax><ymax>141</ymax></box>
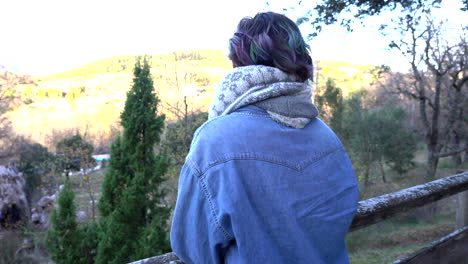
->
<box><xmin>196</xmin><ymin>146</ymin><xmax>343</xmax><ymax>175</ymax></box>
<box><xmin>299</xmin><ymin>146</ymin><xmax>344</xmax><ymax>170</ymax></box>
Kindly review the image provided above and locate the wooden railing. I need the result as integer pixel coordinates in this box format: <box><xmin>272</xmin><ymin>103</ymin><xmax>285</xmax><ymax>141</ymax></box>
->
<box><xmin>130</xmin><ymin>171</ymin><xmax>468</xmax><ymax>264</ymax></box>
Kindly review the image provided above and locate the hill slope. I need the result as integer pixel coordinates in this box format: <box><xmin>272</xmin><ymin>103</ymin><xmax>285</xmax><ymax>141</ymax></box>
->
<box><xmin>8</xmin><ymin>50</ymin><xmax>376</xmax><ymax>146</ymax></box>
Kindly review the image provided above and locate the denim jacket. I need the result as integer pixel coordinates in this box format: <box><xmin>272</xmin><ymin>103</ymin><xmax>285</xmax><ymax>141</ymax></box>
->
<box><xmin>171</xmin><ymin>106</ymin><xmax>359</xmax><ymax>264</ymax></box>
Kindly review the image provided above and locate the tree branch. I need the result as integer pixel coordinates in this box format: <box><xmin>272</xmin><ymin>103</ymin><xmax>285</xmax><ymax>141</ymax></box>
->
<box><xmin>395</xmin><ymin>86</ymin><xmax>435</xmax><ymax>109</ymax></box>
<box><xmin>436</xmin><ymin>147</ymin><xmax>467</xmax><ymax>158</ymax></box>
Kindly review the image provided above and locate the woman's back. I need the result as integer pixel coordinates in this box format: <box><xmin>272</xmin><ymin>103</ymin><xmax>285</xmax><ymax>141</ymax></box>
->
<box><xmin>171</xmin><ymin>106</ymin><xmax>359</xmax><ymax>263</ymax></box>
<box><xmin>171</xmin><ymin>11</ymin><xmax>359</xmax><ymax>264</ymax></box>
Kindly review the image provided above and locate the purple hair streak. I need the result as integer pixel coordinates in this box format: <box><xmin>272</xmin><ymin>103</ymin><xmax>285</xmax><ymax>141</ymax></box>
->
<box><xmin>228</xmin><ymin>12</ymin><xmax>313</xmax><ymax>81</ymax></box>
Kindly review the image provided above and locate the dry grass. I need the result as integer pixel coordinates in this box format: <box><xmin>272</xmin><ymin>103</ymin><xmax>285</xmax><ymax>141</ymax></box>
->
<box><xmin>347</xmin><ymin>159</ymin><xmax>468</xmax><ymax>264</ymax></box>
<box><xmin>0</xmin><ymin>230</ymin><xmax>52</xmax><ymax>264</ymax></box>
<box><xmin>8</xmin><ymin>79</ymin><xmax>218</xmax><ymax>147</ymax></box>
<box><xmin>348</xmin><ymin>213</ymin><xmax>457</xmax><ymax>264</ymax></box>
<box><xmin>9</xmin><ymin>52</ymin><xmax>232</xmax><ymax>147</ymax></box>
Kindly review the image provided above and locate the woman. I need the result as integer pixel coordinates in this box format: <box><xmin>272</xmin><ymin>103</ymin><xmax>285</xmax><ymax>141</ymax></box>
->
<box><xmin>171</xmin><ymin>12</ymin><xmax>359</xmax><ymax>264</ymax></box>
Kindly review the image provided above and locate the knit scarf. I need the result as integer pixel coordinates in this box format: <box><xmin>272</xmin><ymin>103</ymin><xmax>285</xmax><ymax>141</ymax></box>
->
<box><xmin>209</xmin><ymin>65</ymin><xmax>319</xmax><ymax>128</ymax></box>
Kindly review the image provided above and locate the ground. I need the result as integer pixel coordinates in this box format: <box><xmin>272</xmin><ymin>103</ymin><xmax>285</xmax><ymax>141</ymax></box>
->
<box><xmin>0</xmin><ymin>152</ymin><xmax>466</xmax><ymax>263</ymax></box>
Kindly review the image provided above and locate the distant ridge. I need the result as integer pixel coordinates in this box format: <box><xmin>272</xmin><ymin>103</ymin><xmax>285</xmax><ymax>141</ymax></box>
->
<box><xmin>42</xmin><ymin>49</ymin><xmax>231</xmax><ymax>81</ymax></box>
<box><xmin>6</xmin><ymin>51</ymin><xmax>378</xmax><ymax>147</ymax></box>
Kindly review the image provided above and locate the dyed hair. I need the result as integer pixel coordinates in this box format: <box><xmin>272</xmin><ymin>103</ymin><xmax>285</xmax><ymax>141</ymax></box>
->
<box><xmin>229</xmin><ymin>12</ymin><xmax>313</xmax><ymax>81</ymax></box>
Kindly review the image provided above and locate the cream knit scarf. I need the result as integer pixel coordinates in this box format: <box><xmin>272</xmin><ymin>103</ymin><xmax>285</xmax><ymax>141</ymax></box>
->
<box><xmin>209</xmin><ymin>65</ymin><xmax>319</xmax><ymax>128</ymax></box>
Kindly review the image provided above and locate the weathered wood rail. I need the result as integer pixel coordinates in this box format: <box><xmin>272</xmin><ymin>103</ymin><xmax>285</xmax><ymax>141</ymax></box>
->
<box><xmin>130</xmin><ymin>171</ymin><xmax>468</xmax><ymax>264</ymax></box>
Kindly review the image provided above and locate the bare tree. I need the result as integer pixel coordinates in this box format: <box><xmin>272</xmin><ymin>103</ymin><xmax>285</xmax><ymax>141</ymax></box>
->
<box><xmin>443</xmin><ymin>31</ymin><xmax>468</xmax><ymax>166</ymax></box>
<box><xmin>160</xmin><ymin>53</ymin><xmax>209</xmax><ymax>205</ymax></box>
<box><xmin>387</xmin><ymin>13</ymin><xmax>467</xmax><ymax>185</ymax></box>
<box><xmin>0</xmin><ymin>68</ymin><xmax>24</xmax><ymax>161</ymax></box>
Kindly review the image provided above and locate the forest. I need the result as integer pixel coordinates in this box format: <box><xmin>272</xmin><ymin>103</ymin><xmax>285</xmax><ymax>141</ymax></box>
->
<box><xmin>0</xmin><ymin>1</ymin><xmax>467</xmax><ymax>263</ymax></box>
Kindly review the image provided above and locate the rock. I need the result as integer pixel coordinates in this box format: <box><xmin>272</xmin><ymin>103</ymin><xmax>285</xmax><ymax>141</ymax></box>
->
<box><xmin>32</xmin><ymin>187</ymin><xmax>87</xmax><ymax>228</ymax></box>
<box><xmin>77</xmin><ymin>210</ymin><xmax>87</xmax><ymax>222</ymax></box>
<box><xmin>31</xmin><ymin>195</ymin><xmax>55</xmax><ymax>230</ymax></box>
<box><xmin>15</xmin><ymin>238</ymin><xmax>35</xmax><ymax>257</ymax></box>
<box><xmin>0</xmin><ymin>165</ymin><xmax>29</xmax><ymax>229</ymax></box>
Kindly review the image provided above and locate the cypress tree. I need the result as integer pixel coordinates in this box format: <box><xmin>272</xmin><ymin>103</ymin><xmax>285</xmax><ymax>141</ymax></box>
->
<box><xmin>45</xmin><ymin>179</ymin><xmax>81</xmax><ymax>264</ymax></box>
<box><xmin>96</xmin><ymin>57</ymin><xmax>170</xmax><ymax>264</ymax></box>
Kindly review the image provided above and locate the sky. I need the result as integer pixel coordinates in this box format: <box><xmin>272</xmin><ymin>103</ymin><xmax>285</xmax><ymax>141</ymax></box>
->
<box><xmin>1</xmin><ymin>0</ymin><xmax>466</xmax><ymax>77</ymax></box>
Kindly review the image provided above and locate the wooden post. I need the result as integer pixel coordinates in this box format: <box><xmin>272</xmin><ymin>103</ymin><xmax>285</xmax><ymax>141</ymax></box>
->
<box><xmin>457</xmin><ymin>191</ymin><xmax>468</xmax><ymax>228</ymax></box>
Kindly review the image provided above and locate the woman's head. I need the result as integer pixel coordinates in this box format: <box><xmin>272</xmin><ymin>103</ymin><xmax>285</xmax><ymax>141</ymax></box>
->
<box><xmin>228</xmin><ymin>12</ymin><xmax>313</xmax><ymax>81</ymax></box>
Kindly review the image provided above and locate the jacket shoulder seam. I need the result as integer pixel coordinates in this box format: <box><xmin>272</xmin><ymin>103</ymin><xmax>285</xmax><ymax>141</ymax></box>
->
<box><xmin>185</xmin><ymin>156</ymin><xmax>202</xmax><ymax>176</ymax></box>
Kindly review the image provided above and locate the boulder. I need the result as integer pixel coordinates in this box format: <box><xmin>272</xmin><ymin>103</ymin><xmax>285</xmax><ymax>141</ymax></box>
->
<box><xmin>0</xmin><ymin>165</ymin><xmax>29</xmax><ymax>229</ymax></box>
<box><xmin>31</xmin><ymin>195</ymin><xmax>55</xmax><ymax>230</ymax></box>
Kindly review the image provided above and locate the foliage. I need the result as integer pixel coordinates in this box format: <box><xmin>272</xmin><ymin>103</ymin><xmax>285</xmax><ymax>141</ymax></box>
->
<box><xmin>0</xmin><ymin>71</ymin><xmax>19</xmax><ymax>113</ymax></box>
<box><xmin>195</xmin><ymin>74</ymin><xmax>211</xmax><ymax>86</ymax></box>
<box><xmin>17</xmin><ymin>142</ymin><xmax>54</xmax><ymax>203</ymax></box>
<box><xmin>378</xmin><ymin>106</ymin><xmax>417</xmax><ymax>175</ymax></box>
<box><xmin>66</xmin><ymin>86</ymin><xmax>85</xmax><ymax>100</ymax></box>
<box><xmin>97</xmin><ymin>56</ymin><xmax>171</xmax><ymax>264</ymax></box>
<box><xmin>134</xmin><ymin>213</ymin><xmax>171</xmax><ymax>259</ymax></box>
<box><xmin>314</xmin><ymin>78</ymin><xmax>344</xmax><ymax>133</ymax></box>
<box><xmin>0</xmin><ymin>70</ymin><xmax>19</xmax><ymax>156</ymax></box>
<box><xmin>165</xmin><ymin>111</ymin><xmax>208</xmax><ymax>172</ymax></box>
<box><xmin>161</xmin><ymin>111</ymin><xmax>208</xmax><ymax>205</ymax></box>
<box><xmin>44</xmin><ymin>179</ymin><xmax>81</xmax><ymax>264</ymax></box>
<box><xmin>315</xmin><ymin>85</ymin><xmax>417</xmax><ymax>186</ymax></box>
<box><xmin>21</xmin><ymin>86</ymin><xmax>34</xmax><ymax>104</ymax></box>
<box><xmin>288</xmin><ymin>0</ymin><xmax>467</xmax><ymax>36</ymax></box>
<box><xmin>55</xmin><ymin>133</ymin><xmax>95</xmax><ymax>176</ymax></box>
<box><xmin>341</xmin><ymin>93</ymin><xmax>416</xmax><ymax>185</ymax></box>
<box><xmin>78</xmin><ymin>222</ymin><xmax>99</xmax><ymax>264</ymax></box>
<box><xmin>174</xmin><ymin>50</ymin><xmax>206</xmax><ymax>61</ymax></box>
<box><xmin>383</xmin><ymin>12</ymin><xmax>468</xmax><ymax>190</ymax></box>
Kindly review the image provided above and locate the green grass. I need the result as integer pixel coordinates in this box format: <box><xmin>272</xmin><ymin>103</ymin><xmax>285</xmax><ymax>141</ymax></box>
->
<box><xmin>348</xmin><ymin>214</ymin><xmax>456</xmax><ymax>263</ymax></box>
<box><xmin>69</xmin><ymin>167</ymin><xmax>107</xmax><ymax>222</ymax></box>
<box><xmin>346</xmin><ymin>159</ymin><xmax>468</xmax><ymax>264</ymax></box>
<box><xmin>7</xmin><ymin>147</ymin><xmax>463</xmax><ymax>263</ymax></box>
<box><xmin>63</xmin><ymin>161</ymin><xmax>465</xmax><ymax>264</ymax></box>
<box><xmin>349</xmin><ymin>244</ymin><xmax>425</xmax><ymax>264</ymax></box>
<box><xmin>64</xmin><ymin>160</ymin><xmax>465</xmax><ymax>263</ymax></box>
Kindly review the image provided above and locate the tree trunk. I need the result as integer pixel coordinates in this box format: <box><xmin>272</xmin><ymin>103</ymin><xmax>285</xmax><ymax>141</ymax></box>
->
<box><xmin>423</xmin><ymin>151</ymin><xmax>439</xmax><ymax>221</ymax></box>
<box><xmin>457</xmin><ymin>191</ymin><xmax>468</xmax><ymax>229</ymax></box>
<box><xmin>426</xmin><ymin>152</ymin><xmax>439</xmax><ymax>182</ymax></box>
<box><xmin>364</xmin><ymin>166</ymin><xmax>370</xmax><ymax>187</ymax></box>
<box><xmin>379</xmin><ymin>159</ymin><xmax>387</xmax><ymax>183</ymax></box>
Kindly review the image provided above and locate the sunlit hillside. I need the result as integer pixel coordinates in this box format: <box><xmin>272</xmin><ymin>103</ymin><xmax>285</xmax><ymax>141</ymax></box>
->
<box><xmin>315</xmin><ymin>60</ymin><xmax>376</xmax><ymax>95</ymax></box>
<box><xmin>8</xmin><ymin>50</ymin><xmax>232</xmax><ymax>146</ymax></box>
<box><xmin>7</xmin><ymin>50</ymin><xmax>376</xmax><ymax>147</ymax></box>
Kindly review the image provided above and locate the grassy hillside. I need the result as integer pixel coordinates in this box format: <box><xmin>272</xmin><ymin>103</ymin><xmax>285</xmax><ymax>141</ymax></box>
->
<box><xmin>41</xmin><ymin>50</ymin><xmax>231</xmax><ymax>81</ymax></box>
<box><xmin>8</xmin><ymin>50</ymin><xmax>376</xmax><ymax>147</ymax></box>
<box><xmin>315</xmin><ymin>60</ymin><xmax>376</xmax><ymax>95</ymax></box>
<box><xmin>8</xmin><ymin>50</ymin><xmax>232</xmax><ymax>146</ymax></box>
